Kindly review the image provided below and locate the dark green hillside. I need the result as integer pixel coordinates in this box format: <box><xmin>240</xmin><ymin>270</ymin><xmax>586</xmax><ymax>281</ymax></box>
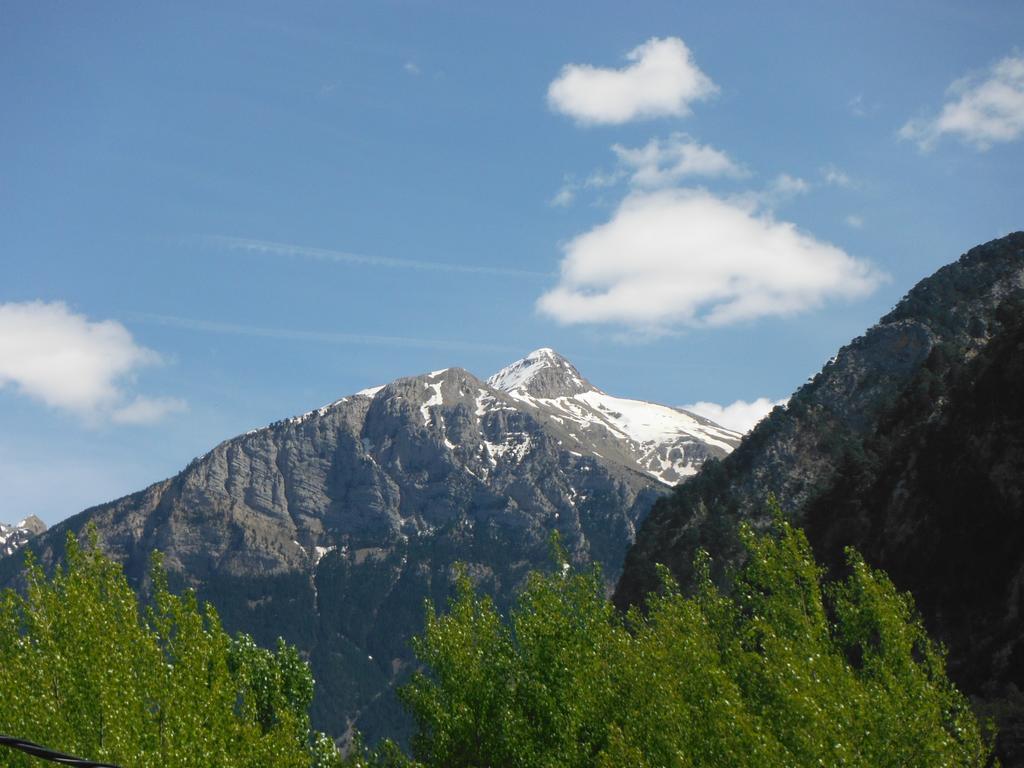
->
<box><xmin>802</xmin><ymin>294</ymin><xmax>1024</xmax><ymax>756</ymax></box>
<box><xmin>617</xmin><ymin>231</ymin><xmax>1024</xmax><ymax>762</ymax></box>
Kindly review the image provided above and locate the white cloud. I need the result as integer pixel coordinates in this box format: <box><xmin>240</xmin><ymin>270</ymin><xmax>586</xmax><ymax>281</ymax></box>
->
<box><xmin>611</xmin><ymin>133</ymin><xmax>745</xmax><ymax>187</ymax></box>
<box><xmin>537</xmin><ymin>188</ymin><xmax>884</xmax><ymax>332</ymax></box>
<box><xmin>404</xmin><ymin>61</ymin><xmax>421</xmax><ymax>76</ymax></box>
<box><xmin>767</xmin><ymin>173</ymin><xmax>810</xmax><ymax>199</ymax></box>
<box><xmin>584</xmin><ymin>168</ymin><xmax>625</xmax><ymax>189</ymax></box>
<box><xmin>0</xmin><ymin>301</ymin><xmax>182</xmax><ymax>425</ymax></box>
<box><xmin>845</xmin><ymin>214</ymin><xmax>865</xmax><ymax>229</ymax></box>
<box><xmin>683</xmin><ymin>397</ymin><xmax>787</xmax><ymax>433</ymax></box>
<box><xmin>821</xmin><ymin>164</ymin><xmax>852</xmax><ymax>187</ymax></box>
<box><xmin>547</xmin><ymin>37</ymin><xmax>717</xmax><ymax>125</ymax></box>
<box><xmin>549</xmin><ymin>135</ymin><xmax>740</xmax><ymax>207</ymax></box>
<box><xmin>900</xmin><ymin>55</ymin><xmax>1024</xmax><ymax>150</ymax></box>
<box><xmin>550</xmin><ymin>181</ymin><xmax>576</xmax><ymax>207</ymax></box>
<box><xmin>737</xmin><ymin>173</ymin><xmax>812</xmax><ymax>211</ymax></box>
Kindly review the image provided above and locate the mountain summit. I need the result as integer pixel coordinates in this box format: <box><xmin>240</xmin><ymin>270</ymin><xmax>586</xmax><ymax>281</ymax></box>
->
<box><xmin>4</xmin><ymin>348</ymin><xmax>737</xmax><ymax>746</ymax></box>
<box><xmin>489</xmin><ymin>348</ymin><xmax>740</xmax><ymax>485</ymax></box>
<box><xmin>487</xmin><ymin>347</ymin><xmax>592</xmax><ymax>398</ymax></box>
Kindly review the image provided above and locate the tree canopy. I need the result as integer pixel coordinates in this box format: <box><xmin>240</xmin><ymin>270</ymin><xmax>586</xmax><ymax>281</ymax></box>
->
<box><xmin>0</xmin><ymin>514</ymin><xmax>995</xmax><ymax>767</ymax></box>
<box><xmin>0</xmin><ymin>528</ymin><xmax>341</xmax><ymax>768</ymax></box>
<box><xmin>399</xmin><ymin>511</ymin><xmax>994</xmax><ymax>767</ymax></box>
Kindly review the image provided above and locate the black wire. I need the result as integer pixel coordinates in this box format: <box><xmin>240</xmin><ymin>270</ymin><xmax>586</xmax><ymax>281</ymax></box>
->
<box><xmin>0</xmin><ymin>735</ymin><xmax>122</xmax><ymax>767</ymax></box>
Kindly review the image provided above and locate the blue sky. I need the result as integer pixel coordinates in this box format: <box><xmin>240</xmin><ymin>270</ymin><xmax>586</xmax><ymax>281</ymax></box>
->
<box><xmin>2</xmin><ymin>1</ymin><xmax>1022</xmax><ymax>524</ymax></box>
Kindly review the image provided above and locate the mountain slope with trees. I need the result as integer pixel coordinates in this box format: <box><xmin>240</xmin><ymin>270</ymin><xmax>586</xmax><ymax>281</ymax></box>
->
<box><xmin>0</xmin><ymin>350</ymin><xmax>738</xmax><ymax>747</ymax></box>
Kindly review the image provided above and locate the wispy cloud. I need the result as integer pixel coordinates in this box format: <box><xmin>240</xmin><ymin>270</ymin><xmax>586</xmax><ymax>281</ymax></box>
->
<box><xmin>766</xmin><ymin>173</ymin><xmax>810</xmax><ymax>201</ymax></box>
<box><xmin>821</xmin><ymin>164</ymin><xmax>853</xmax><ymax>188</ymax></box>
<box><xmin>131</xmin><ymin>312</ymin><xmax>515</xmax><ymax>354</ymax></box>
<box><xmin>612</xmin><ymin>134</ymin><xmax>746</xmax><ymax>188</ymax></box>
<box><xmin>549</xmin><ymin>134</ymin><xmax>741</xmax><ymax>207</ymax></box>
<box><xmin>550</xmin><ymin>183</ymin><xmax>576</xmax><ymax>208</ymax></box>
<box><xmin>205</xmin><ymin>236</ymin><xmax>553</xmax><ymax>278</ymax></box>
<box><xmin>404</xmin><ymin>61</ymin><xmax>421</xmax><ymax>76</ymax></box>
<box><xmin>547</xmin><ymin>37</ymin><xmax>717</xmax><ymax>125</ymax></box>
<box><xmin>900</xmin><ymin>55</ymin><xmax>1024</xmax><ymax>151</ymax></box>
<box><xmin>111</xmin><ymin>396</ymin><xmax>187</xmax><ymax>425</ymax></box>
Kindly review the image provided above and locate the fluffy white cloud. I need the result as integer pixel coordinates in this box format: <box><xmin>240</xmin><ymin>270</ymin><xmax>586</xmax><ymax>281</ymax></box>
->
<box><xmin>537</xmin><ymin>189</ymin><xmax>884</xmax><ymax>331</ymax></box>
<box><xmin>547</xmin><ymin>37</ymin><xmax>717</xmax><ymax>125</ymax></box>
<box><xmin>900</xmin><ymin>55</ymin><xmax>1024</xmax><ymax>150</ymax></box>
<box><xmin>683</xmin><ymin>397</ymin><xmax>787</xmax><ymax>433</ymax></box>
<box><xmin>611</xmin><ymin>133</ymin><xmax>744</xmax><ymax>187</ymax></box>
<box><xmin>0</xmin><ymin>301</ymin><xmax>183</xmax><ymax>425</ymax></box>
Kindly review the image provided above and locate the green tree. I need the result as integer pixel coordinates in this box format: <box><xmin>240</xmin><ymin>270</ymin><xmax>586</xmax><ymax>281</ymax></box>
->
<box><xmin>399</xmin><ymin>510</ymin><xmax>994</xmax><ymax>767</ymax></box>
<box><xmin>0</xmin><ymin>527</ymin><xmax>342</xmax><ymax>768</ymax></box>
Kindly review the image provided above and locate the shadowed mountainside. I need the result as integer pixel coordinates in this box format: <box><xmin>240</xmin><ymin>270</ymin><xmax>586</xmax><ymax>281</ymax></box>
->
<box><xmin>616</xmin><ymin>231</ymin><xmax>1024</xmax><ymax>762</ymax></box>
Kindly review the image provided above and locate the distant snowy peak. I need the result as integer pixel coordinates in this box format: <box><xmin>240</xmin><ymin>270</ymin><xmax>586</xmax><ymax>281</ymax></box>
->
<box><xmin>0</xmin><ymin>515</ymin><xmax>46</xmax><ymax>558</ymax></box>
<box><xmin>487</xmin><ymin>348</ymin><xmax>592</xmax><ymax>399</ymax></box>
<box><xmin>484</xmin><ymin>348</ymin><xmax>742</xmax><ymax>485</ymax></box>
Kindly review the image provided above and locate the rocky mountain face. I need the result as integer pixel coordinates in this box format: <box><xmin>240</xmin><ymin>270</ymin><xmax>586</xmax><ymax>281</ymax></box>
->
<box><xmin>616</xmin><ymin>232</ymin><xmax>1024</xmax><ymax>763</ymax></box>
<box><xmin>0</xmin><ymin>515</ymin><xmax>46</xmax><ymax>558</ymax></box>
<box><xmin>1</xmin><ymin>349</ymin><xmax>738</xmax><ymax>746</ymax></box>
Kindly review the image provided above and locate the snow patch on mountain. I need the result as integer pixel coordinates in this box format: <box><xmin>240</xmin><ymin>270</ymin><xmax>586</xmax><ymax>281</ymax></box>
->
<box><xmin>487</xmin><ymin>348</ymin><xmax>591</xmax><ymax>398</ymax></box>
<box><xmin>0</xmin><ymin>515</ymin><xmax>47</xmax><ymax>558</ymax></box>
<box><xmin>488</xmin><ymin>348</ymin><xmax>574</xmax><ymax>391</ymax></box>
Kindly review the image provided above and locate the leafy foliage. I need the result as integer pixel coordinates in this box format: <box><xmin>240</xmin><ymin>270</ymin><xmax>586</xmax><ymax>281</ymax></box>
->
<box><xmin>0</xmin><ymin>527</ymin><xmax>342</xmax><ymax>768</ymax></box>
<box><xmin>0</xmin><ymin>518</ymin><xmax>998</xmax><ymax>767</ymax></box>
<box><xmin>399</xmin><ymin>514</ymin><xmax>994</xmax><ymax>767</ymax></box>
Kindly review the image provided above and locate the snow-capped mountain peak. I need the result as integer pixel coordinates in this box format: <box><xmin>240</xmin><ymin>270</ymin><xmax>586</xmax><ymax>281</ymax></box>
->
<box><xmin>487</xmin><ymin>348</ymin><xmax>592</xmax><ymax>398</ymax></box>
<box><xmin>485</xmin><ymin>349</ymin><xmax>742</xmax><ymax>485</ymax></box>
